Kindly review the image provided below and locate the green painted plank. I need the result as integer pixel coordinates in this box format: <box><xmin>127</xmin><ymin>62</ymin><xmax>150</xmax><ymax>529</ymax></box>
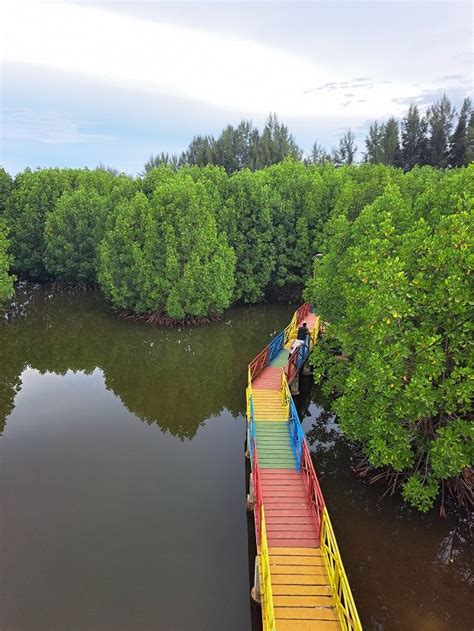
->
<box><xmin>269</xmin><ymin>349</ymin><xmax>290</xmax><ymax>368</ymax></box>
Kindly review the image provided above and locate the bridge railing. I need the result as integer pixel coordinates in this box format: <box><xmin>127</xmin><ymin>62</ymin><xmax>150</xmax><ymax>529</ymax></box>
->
<box><xmin>320</xmin><ymin>507</ymin><xmax>362</xmax><ymax>631</ymax></box>
<box><xmin>252</xmin><ymin>439</ymin><xmax>262</xmax><ymax>542</ymax></box>
<box><xmin>251</xmin><ymin>441</ymin><xmax>276</xmax><ymax>631</ymax></box>
<box><xmin>301</xmin><ymin>441</ymin><xmax>325</xmax><ymax>542</ymax></box>
<box><xmin>268</xmin><ymin>330</ymin><xmax>284</xmax><ymax>362</ymax></box>
<box><xmin>280</xmin><ymin>370</ymin><xmax>291</xmax><ymax>416</ymax></box>
<box><xmin>295</xmin><ymin>302</ymin><xmax>311</xmax><ymax>322</ymax></box>
<box><xmin>288</xmin><ymin>396</ymin><xmax>305</xmax><ymax>469</ymax></box>
<box><xmin>249</xmin><ymin>346</ymin><xmax>270</xmax><ymax>381</ymax></box>
<box><xmin>259</xmin><ymin>506</ymin><xmax>276</xmax><ymax>631</ymax></box>
<box><xmin>247</xmin><ymin>303</ymin><xmax>314</xmax><ymax>385</ymax></box>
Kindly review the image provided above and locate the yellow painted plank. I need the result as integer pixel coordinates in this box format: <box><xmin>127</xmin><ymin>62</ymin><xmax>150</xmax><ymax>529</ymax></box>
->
<box><xmin>270</xmin><ymin>565</ymin><xmax>327</xmax><ymax>576</ymax></box>
<box><xmin>270</xmin><ymin>548</ymin><xmax>322</xmax><ymax>556</ymax></box>
<box><xmin>270</xmin><ymin>555</ymin><xmax>325</xmax><ymax>566</ymax></box>
<box><xmin>274</xmin><ymin>595</ymin><xmax>335</xmax><ymax>607</ymax></box>
<box><xmin>271</xmin><ymin>574</ymin><xmax>329</xmax><ymax>585</ymax></box>
<box><xmin>272</xmin><ymin>585</ymin><xmax>331</xmax><ymax>597</ymax></box>
<box><xmin>276</xmin><ymin>620</ymin><xmax>340</xmax><ymax>631</ymax></box>
<box><xmin>275</xmin><ymin>607</ymin><xmax>338</xmax><ymax>621</ymax></box>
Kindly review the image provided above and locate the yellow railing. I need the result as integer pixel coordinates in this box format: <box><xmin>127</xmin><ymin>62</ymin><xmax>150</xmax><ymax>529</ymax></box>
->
<box><xmin>310</xmin><ymin>314</ymin><xmax>321</xmax><ymax>350</ymax></box>
<box><xmin>320</xmin><ymin>507</ymin><xmax>362</xmax><ymax>631</ymax></box>
<box><xmin>246</xmin><ymin>366</ymin><xmax>253</xmax><ymax>422</ymax></box>
<box><xmin>259</xmin><ymin>507</ymin><xmax>276</xmax><ymax>631</ymax></box>
<box><xmin>283</xmin><ymin>312</ymin><xmax>297</xmax><ymax>347</ymax></box>
<box><xmin>280</xmin><ymin>370</ymin><xmax>290</xmax><ymax>415</ymax></box>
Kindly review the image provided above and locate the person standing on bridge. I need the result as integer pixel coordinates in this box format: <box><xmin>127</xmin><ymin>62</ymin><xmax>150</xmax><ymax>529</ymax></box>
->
<box><xmin>288</xmin><ymin>322</ymin><xmax>309</xmax><ymax>359</ymax></box>
<box><xmin>297</xmin><ymin>322</ymin><xmax>309</xmax><ymax>344</ymax></box>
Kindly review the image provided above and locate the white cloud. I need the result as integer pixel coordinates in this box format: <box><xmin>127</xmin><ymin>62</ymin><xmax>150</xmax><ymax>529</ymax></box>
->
<box><xmin>0</xmin><ymin>0</ymin><xmax>443</xmax><ymax>120</ymax></box>
<box><xmin>1</xmin><ymin>107</ymin><xmax>113</xmax><ymax>144</ymax></box>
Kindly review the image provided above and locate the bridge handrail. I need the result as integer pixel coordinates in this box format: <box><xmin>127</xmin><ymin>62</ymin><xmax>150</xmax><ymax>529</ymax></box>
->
<box><xmin>321</xmin><ymin>507</ymin><xmax>362</xmax><ymax>631</ymax></box>
<box><xmin>251</xmin><ymin>443</ymin><xmax>276</xmax><ymax>631</ymax></box>
<box><xmin>259</xmin><ymin>506</ymin><xmax>276</xmax><ymax>631</ymax></box>
<box><xmin>280</xmin><ymin>370</ymin><xmax>291</xmax><ymax>415</ymax></box>
<box><xmin>301</xmin><ymin>441</ymin><xmax>325</xmax><ymax>541</ymax></box>
<box><xmin>249</xmin><ymin>345</ymin><xmax>270</xmax><ymax>381</ymax></box>
<box><xmin>268</xmin><ymin>330</ymin><xmax>284</xmax><ymax>362</ymax></box>
<box><xmin>247</xmin><ymin>303</ymin><xmax>313</xmax><ymax>385</ymax></box>
<box><xmin>288</xmin><ymin>396</ymin><xmax>305</xmax><ymax>469</ymax></box>
<box><xmin>252</xmin><ymin>439</ymin><xmax>262</xmax><ymax>542</ymax></box>
<box><xmin>295</xmin><ymin>302</ymin><xmax>311</xmax><ymax>322</ymax></box>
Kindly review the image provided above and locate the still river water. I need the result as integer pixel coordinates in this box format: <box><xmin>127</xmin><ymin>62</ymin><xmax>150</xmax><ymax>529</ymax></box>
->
<box><xmin>0</xmin><ymin>286</ymin><xmax>472</xmax><ymax>631</ymax></box>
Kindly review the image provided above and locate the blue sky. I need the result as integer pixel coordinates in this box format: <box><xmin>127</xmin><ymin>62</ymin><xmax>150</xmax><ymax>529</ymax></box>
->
<box><xmin>1</xmin><ymin>0</ymin><xmax>472</xmax><ymax>175</ymax></box>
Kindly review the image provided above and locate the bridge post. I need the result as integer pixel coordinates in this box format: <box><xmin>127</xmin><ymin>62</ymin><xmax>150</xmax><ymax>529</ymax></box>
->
<box><xmin>251</xmin><ymin>556</ymin><xmax>261</xmax><ymax>604</ymax></box>
<box><xmin>290</xmin><ymin>373</ymin><xmax>300</xmax><ymax>395</ymax></box>
<box><xmin>245</xmin><ymin>429</ymin><xmax>250</xmax><ymax>459</ymax></box>
<box><xmin>246</xmin><ymin>473</ymin><xmax>254</xmax><ymax>512</ymax></box>
<box><xmin>302</xmin><ymin>360</ymin><xmax>312</xmax><ymax>377</ymax></box>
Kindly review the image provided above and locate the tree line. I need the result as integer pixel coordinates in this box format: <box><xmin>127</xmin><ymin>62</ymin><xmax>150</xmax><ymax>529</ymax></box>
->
<box><xmin>0</xmin><ymin>160</ymin><xmax>335</xmax><ymax>317</ymax></box>
<box><xmin>144</xmin><ymin>95</ymin><xmax>473</xmax><ymax>174</ymax></box>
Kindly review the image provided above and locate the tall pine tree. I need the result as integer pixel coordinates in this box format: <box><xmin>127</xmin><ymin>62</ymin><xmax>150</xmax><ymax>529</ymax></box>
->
<box><xmin>364</xmin><ymin>121</ymin><xmax>384</xmax><ymax>164</ymax></box>
<box><xmin>449</xmin><ymin>97</ymin><xmax>472</xmax><ymax>167</ymax></box>
<box><xmin>333</xmin><ymin>129</ymin><xmax>357</xmax><ymax>165</ymax></box>
<box><xmin>381</xmin><ymin>117</ymin><xmax>401</xmax><ymax>166</ymax></box>
<box><xmin>401</xmin><ymin>104</ymin><xmax>428</xmax><ymax>170</ymax></box>
<box><xmin>427</xmin><ymin>94</ymin><xmax>455</xmax><ymax>168</ymax></box>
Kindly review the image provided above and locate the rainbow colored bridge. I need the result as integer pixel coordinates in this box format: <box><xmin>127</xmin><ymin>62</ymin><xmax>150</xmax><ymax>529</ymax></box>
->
<box><xmin>246</xmin><ymin>303</ymin><xmax>362</xmax><ymax>631</ymax></box>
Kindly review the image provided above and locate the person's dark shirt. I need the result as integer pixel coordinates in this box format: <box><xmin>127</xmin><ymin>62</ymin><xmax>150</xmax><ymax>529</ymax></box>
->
<box><xmin>297</xmin><ymin>325</ymin><xmax>308</xmax><ymax>341</ymax></box>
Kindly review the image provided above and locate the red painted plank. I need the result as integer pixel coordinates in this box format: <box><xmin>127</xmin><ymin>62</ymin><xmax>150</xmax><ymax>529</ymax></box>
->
<box><xmin>263</xmin><ymin>489</ymin><xmax>307</xmax><ymax>497</ymax></box>
<box><xmin>264</xmin><ymin>510</ymin><xmax>314</xmax><ymax>518</ymax></box>
<box><xmin>267</xmin><ymin>524</ymin><xmax>316</xmax><ymax>532</ymax></box>
<box><xmin>266</xmin><ymin>518</ymin><xmax>315</xmax><ymax>525</ymax></box>
<box><xmin>260</xmin><ymin>472</ymin><xmax>301</xmax><ymax>478</ymax></box>
<box><xmin>267</xmin><ymin>537</ymin><xmax>319</xmax><ymax>547</ymax></box>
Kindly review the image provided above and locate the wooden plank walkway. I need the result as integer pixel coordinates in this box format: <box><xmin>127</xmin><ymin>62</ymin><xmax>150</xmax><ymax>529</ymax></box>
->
<box><xmin>250</xmin><ymin>309</ymin><xmax>342</xmax><ymax>630</ymax></box>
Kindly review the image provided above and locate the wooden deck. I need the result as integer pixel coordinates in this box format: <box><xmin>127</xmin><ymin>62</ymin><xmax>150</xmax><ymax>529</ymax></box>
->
<box><xmin>250</xmin><ymin>309</ymin><xmax>342</xmax><ymax>630</ymax></box>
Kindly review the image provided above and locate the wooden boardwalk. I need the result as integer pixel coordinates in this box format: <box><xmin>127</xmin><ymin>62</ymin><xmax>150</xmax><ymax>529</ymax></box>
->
<box><xmin>247</xmin><ymin>304</ymin><xmax>362</xmax><ymax>631</ymax></box>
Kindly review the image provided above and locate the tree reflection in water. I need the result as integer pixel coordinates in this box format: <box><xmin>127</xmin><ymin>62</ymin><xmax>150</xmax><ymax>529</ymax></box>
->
<box><xmin>0</xmin><ymin>284</ymin><xmax>294</xmax><ymax>439</ymax></box>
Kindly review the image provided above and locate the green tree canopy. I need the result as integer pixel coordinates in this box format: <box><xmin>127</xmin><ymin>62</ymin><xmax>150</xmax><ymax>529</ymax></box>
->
<box><xmin>44</xmin><ymin>187</ymin><xmax>107</xmax><ymax>284</ymax></box>
<box><xmin>0</xmin><ymin>219</ymin><xmax>15</xmax><ymax>306</ymax></box>
<box><xmin>225</xmin><ymin>169</ymin><xmax>275</xmax><ymax>303</ymax></box>
<box><xmin>305</xmin><ymin>169</ymin><xmax>473</xmax><ymax>512</ymax></box>
<box><xmin>6</xmin><ymin>168</ymin><xmax>73</xmax><ymax>279</ymax></box>
<box><xmin>99</xmin><ymin>175</ymin><xmax>235</xmax><ymax>319</ymax></box>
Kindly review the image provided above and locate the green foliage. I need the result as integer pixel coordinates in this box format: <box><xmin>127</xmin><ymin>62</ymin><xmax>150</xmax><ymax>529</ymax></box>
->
<box><xmin>0</xmin><ymin>220</ymin><xmax>15</xmax><ymax>305</ymax></box>
<box><xmin>225</xmin><ymin>169</ymin><xmax>275</xmax><ymax>302</ymax></box>
<box><xmin>262</xmin><ymin>159</ymin><xmax>328</xmax><ymax>291</ymax></box>
<box><xmin>0</xmin><ymin>168</ymin><xmax>13</xmax><ymax>217</ymax></box>
<box><xmin>99</xmin><ymin>175</ymin><xmax>235</xmax><ymax>319</ymax></box>
<box><xmin>44</xmin><ymin>187</ymin><xmax>107</xmax><ymax>284</ymax></box>
<box><xmin>402</xmin><ymin>475</ymin><xmax>439</xmax><ymax>513</ymax></box>
<box><xmin>6</xmin><ymin>168</ymin><xmax>73</xmax><ymax>279</ymax></box>
<box><xmin>306</xmin><ymin>165</ymin><xmax>473</xmax><ymax>512</ymax></box>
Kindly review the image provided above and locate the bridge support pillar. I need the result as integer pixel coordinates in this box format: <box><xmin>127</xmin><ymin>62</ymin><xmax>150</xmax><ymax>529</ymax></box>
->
<box><xmin>245</xmin><ymin>430</ymin><xmax>250</xmax><ymax>459</ymax></box>
<box><xmin>290</xmin><ymin>373</ymin><xmax>300</xmax><ymax>395</ymax></box>
<box><xmin>246</xmin><ymin>473</ymin><xmax>254</xmax><ymax>512</ymax></box>
<box><xmin>251</xmin><ymin>556</ymin><xmax>261</xmax><ymax>605</ymax></box>
<box><xmin>302</xmin><ymin>361</ymin><xmax>312</xmax><ymax>377</ymax></box>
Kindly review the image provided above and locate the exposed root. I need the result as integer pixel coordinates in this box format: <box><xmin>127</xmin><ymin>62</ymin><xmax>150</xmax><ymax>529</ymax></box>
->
<box><xmin>50</xmin><ymin>280</ymin><xmax>97</xmax><ymax>293</ymax></box>
<box><xmin>117</xmin><ymin>309</ymin><xmax>222</xmax><ymax>327</ymax></box>
<box><xmin>353</xmin><ymin>450</ymin><xmax>473</xmax><ymax>519</ymax></box>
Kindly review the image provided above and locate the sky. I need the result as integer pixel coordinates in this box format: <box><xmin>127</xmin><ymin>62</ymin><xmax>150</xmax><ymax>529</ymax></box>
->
<box><xmin>1</xmin><ymin>0</ymin><xmax>472</xmax><ymax>175</ymax></box>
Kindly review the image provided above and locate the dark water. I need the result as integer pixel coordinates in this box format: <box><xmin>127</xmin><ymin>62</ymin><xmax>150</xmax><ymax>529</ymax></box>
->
<box><xmin>0</xmin><ymin>287</ymin><xmax>472</xmax><ymax>630</ymax></box>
